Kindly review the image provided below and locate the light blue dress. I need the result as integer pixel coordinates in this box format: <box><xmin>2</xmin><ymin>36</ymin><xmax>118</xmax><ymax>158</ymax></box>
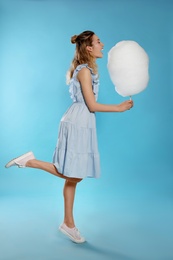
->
<box><xmin>53</xmin><ymin>64</ymin><xmax>100</xmax><ymax>178</ymax></box>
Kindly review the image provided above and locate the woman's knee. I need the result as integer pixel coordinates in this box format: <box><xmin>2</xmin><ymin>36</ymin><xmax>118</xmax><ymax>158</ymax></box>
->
<box><xmin>66</xmin><ymin>177</ymin><xmax>83</xmax><ymax>184</ymax></box>
<box><xmin>75</xmin><ymin>178</ymin><xmax>83</xmax><ymax>183</ymax></box>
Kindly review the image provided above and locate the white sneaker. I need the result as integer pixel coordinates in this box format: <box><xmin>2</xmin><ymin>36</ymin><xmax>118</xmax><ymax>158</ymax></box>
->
<box><xmin>5</xmin><ymin>151</ymin><xmax>35</xmax><ymax>168</ymax></box>
<box><xmin>59</xmin><ymin>223</ymin><xmax>85</xmax><ymax>243</ymax></box>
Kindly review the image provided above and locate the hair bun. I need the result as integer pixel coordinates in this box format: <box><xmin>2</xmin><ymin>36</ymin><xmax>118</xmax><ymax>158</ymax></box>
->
<box><xmin>71</xmin><ymin>35</ymin><xmax>78</xmax><ymax>44</ymax></box>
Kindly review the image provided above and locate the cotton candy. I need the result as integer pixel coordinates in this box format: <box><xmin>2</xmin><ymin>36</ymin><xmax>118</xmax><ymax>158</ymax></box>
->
<box><xmin>107</xmin><ymin>41</ymin><xmax>149</xmax><ymax>97</ymax></box>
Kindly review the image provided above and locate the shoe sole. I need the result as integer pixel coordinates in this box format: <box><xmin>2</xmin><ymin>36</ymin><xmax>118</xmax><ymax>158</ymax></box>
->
<box><xmin>5</xmin><ymin>151</ymin><xmax>33</xmax><ymax>168</ymax></box>
<box><xmin>59</xmin><ymin>226</ymin><xmax>85</xmax><ymax>244</ymax></box>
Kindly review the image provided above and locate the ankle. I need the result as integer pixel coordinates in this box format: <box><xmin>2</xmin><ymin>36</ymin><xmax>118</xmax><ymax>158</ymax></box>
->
<box><xmin>25</xmin><ymin>159</ymin><xmax>35</xmax><ymax>167</ymax></box>
<box><xmin>64</xmin><ymin>220</ymin><xmax>75</xmax><ymax>228</ymax></box>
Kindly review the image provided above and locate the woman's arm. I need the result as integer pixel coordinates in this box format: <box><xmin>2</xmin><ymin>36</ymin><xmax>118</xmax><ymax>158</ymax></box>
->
<box><xmin>77</xmin><ymin>68</ymin><xmax>133</xmax><ymax>113</ymax></box>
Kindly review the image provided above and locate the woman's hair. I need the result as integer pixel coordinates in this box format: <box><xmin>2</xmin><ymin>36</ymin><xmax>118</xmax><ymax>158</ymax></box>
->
<box><xmin>66</xmin><ymin>30</ymin><xmax>97</xmax><ymax>83</ymax></box>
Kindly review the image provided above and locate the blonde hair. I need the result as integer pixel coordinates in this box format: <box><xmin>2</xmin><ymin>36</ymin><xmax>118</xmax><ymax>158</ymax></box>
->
<box><xmin>66</xmin><ymin>30</ymin><xmax>98</xmax><ymax>84</ymax></box>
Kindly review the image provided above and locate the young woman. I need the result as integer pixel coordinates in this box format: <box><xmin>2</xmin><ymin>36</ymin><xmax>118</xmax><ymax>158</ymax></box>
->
<box><xmin>5</xmin><ymin>31</ymin><xmax>133</xmax><ymax>243</ymax></box>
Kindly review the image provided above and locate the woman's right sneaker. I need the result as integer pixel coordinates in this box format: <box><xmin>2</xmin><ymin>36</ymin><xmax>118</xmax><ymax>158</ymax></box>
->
<box><xmin>5</xmin><ymin>151</ymin><xmax>35</xmax><ymax>168</ymax></box>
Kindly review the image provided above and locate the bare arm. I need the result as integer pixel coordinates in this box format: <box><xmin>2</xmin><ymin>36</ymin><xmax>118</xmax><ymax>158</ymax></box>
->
<box><xmin>77</xmin><ymin>68</ymin><xmax>133</xmax><ymax>113</ymax></box>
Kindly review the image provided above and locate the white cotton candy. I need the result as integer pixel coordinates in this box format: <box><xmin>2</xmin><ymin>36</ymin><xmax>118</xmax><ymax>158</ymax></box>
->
<box><xmin>107</xmin><ymin>41</ymin><xmax>149</xmax><ymax>97</ymax></box>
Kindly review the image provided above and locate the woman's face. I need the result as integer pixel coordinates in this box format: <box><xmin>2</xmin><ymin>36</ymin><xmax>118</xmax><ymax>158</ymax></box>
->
<box><xmin>88</xmin><ymin>34</ymin><xmax>104</xmax><ymax>59</ymax></box>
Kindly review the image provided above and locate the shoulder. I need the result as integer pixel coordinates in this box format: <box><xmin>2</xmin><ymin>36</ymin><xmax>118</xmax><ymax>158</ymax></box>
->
<box><xmin>77</xmin><ymin>67</ymin><xmax>92</xmax><ymax>83</ymax></box>
<box><xmin>75</xmin><ymin>64</ymin><xmax>92</xmax><ymax>73</ymax></box>
<box><xmin>78</xmin><ymin>67</ymin><xmax>91</xmax><ymax>75</ymax></box>
<box><xmin>76</xmin><ymin>64</ymin><xmax>92</xmax><ymax>81</ymax></box>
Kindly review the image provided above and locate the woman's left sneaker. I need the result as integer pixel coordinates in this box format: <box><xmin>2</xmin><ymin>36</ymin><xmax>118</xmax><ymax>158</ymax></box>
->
<box><xmin>5</xmin><ymin>151</ymin><xmax>35</xmax><ymax>168</ymax></box>
<box><xmin>59</xmin><ymin>223</ymin><xmax>85</xmax><ymax>243</ymax></box>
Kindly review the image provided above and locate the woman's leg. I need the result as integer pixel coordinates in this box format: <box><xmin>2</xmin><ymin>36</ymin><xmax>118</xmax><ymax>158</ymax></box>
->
<box><xmin>59</xmin><ymin>178</ymin><xmax>85</xmax><ymax>243</ymax></box>
<box><xmin>6</xmin><ymin>153</ymin><xmax>84</xmax><ymax>241</ymax></box>
<box><xmin>26</xmin><ymin>160</ymin><xmax>82</xmax><ymax>227</ymax></box>
<box><xmin>63</xmin><ymin>179</ymin><xmax>82</xmax><ymax>228</ymax></box>
<box><xmin>26</xmin><ymin>159</ymin><xmax>82</xmax><ymax>183</ymax></box>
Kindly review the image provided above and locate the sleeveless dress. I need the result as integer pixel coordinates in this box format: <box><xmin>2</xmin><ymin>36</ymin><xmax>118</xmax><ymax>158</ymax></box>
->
<box><xmin>53</xmin><ymin>64</ymin><xmax>100</xmax><ymax>179</ymax></box>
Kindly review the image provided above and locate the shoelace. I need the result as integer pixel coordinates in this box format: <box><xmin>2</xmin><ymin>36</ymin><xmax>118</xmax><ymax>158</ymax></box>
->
<box><xmin>73</xmin><ymin>227</ymin><xmax>81</xmax><ymax>239</ymax></box>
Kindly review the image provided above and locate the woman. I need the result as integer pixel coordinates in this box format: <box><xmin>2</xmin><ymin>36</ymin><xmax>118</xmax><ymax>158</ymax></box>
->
<box><xmin>5</xmin><ymin>31</ymin><xmax>133</xmax><ymax>243</ymax></box>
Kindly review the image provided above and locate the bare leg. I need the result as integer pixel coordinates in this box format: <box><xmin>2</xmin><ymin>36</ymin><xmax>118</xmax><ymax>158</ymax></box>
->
<box><xmin>26</xmin><ymin>159</ymin><xmax>82</xmax><ymax>230</ymax></box>
<box><xmin>26</xmin><ymin>159</ymin><xmax>82</xmax><ymax>183</ymax></box>
<box><xmin>63</xmin><ymin>179</ymin><xmax>82</xmax><ymax>228</ymax></box>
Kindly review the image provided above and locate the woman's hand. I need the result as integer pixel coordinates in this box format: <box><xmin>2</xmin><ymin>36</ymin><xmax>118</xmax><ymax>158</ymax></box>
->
<box><xmin>117</xmin><ymin>100</ymin><xmax>134</xmax><ymax>112</ymax></box>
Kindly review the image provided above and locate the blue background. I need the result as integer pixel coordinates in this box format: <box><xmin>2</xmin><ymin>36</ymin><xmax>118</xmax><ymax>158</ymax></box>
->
<box><xmin>0</xmin><ymin>0</ymin><xmax>173</xmax><ymax>259</ymax></box>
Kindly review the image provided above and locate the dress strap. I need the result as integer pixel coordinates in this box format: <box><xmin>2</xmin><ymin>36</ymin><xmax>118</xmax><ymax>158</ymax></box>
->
<box><xmin>73</xmin><ymin>64</ymin><xmax>93</xmax><ymax>78</ymax></box>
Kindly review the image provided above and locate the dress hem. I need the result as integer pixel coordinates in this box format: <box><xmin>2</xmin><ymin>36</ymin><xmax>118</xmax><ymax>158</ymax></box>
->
<box><xmin>53</xmin><ymin>163</ymin><xmax>100</xmax><ymax>179</ymax></box>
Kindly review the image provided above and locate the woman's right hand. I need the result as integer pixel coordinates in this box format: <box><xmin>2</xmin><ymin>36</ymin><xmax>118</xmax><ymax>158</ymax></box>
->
<box><xmin>117</xmin><ymin>100</ymin><xmax>134</xmax><ymax>112</ymax></box>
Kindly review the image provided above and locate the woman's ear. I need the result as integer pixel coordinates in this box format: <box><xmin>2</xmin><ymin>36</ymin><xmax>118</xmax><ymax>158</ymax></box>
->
<box><xmin>86</xmin><ymin>46</ymin><xmax>93</xmax><ymax>52</ymax></box>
